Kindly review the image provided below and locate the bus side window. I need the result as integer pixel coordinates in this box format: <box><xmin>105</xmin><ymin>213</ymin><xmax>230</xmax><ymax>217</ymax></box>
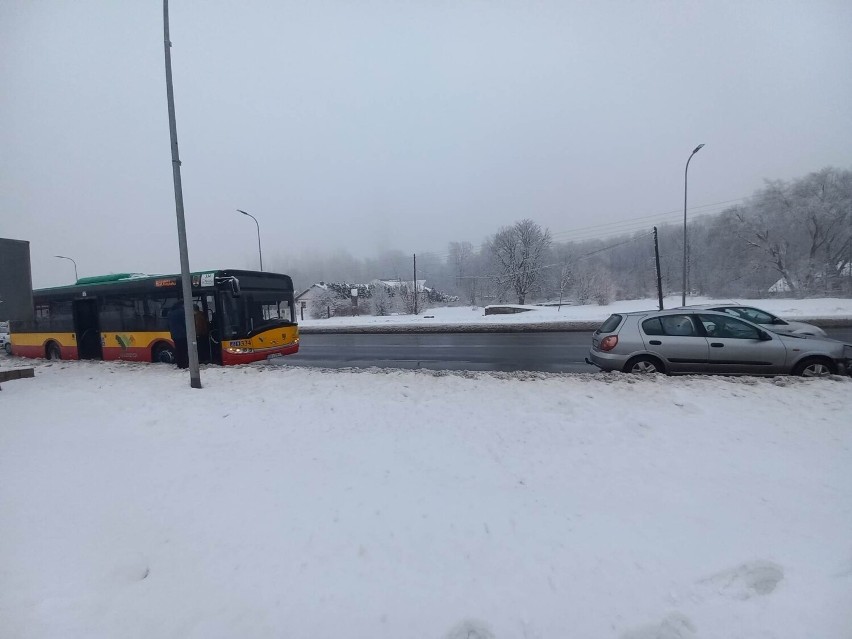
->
<box><xmin>50</xmin><ymin>301</ymin><xmax>74</xmax><ymax>332</ymax></box>
<box><xmin>100</xmin><ymin>296</ymin><xmax>125</xmax><ymax>331</ymax></box>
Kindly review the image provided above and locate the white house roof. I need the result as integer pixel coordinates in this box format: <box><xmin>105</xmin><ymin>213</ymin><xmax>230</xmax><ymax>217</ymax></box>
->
<box><xmin>295</xmin><ymin>282</ymin><xmax>328</xmax><ymax>300</ymax></box>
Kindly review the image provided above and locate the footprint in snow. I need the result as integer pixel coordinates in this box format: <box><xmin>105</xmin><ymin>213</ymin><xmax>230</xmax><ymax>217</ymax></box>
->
<box><xmin>444</xmin><ymin>619</ymin><xmax>495</xmax><ymax>639</ymax></box>
<box><xmin>620</xmin><ymin>612</ymin><xmax>696</xmax><ymax>639</ymax></box>
<box><xmin>695</xmin><ymin>559</ymin><xmax>784</xmax><ymax>600</ymax></box>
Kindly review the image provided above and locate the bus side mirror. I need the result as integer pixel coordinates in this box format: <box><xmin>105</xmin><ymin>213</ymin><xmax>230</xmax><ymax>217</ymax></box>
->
<box><xmin>216</xmin><ymin>276</ymin><xmax>241</xmax><ymax>297</ymax></box>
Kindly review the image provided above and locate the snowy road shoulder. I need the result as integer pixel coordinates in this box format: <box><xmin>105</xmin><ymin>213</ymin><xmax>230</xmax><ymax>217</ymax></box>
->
<box><xmin>1</xmin><ymin>361</ymin><xmax>851</xmax><ymax>638</ymax></box>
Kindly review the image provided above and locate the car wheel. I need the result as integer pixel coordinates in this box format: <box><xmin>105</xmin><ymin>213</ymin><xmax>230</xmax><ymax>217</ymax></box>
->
<box><xmin>4</xmin><ymin>342</ymin><xmax>11</xmax><ymax>355</ymax></box>
<box><xmin>152</xmin><ymin>342</ymin><xmax>176</xmax><ymax>364</ymax></box>
<box><xmin>46</xmin><ymin>342</ymin><xmax>62</xmax><ymax>360</ymax></box>
<box><xmin>792</xmin><ymin>357</ymin><xmax>835</xmax><ymax>377</ymax></box>
<box><xmin>624</xmin><ymin>355</ymin><xmax>665</xmax><ymax>374</ymax></box>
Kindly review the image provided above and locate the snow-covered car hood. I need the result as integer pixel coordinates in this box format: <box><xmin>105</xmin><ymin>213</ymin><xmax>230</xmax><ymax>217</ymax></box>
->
<box><xmin>773</xmin><ymin>319</ymin><xmax>827</xmax><ymax>337</ymax></box>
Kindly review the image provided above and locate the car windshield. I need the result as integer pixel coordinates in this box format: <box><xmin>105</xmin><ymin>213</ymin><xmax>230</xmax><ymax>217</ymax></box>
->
<box><xmin>719</xmin><ymin>307</ymin><xmax>775</xmax><ymax>324</ymax></box>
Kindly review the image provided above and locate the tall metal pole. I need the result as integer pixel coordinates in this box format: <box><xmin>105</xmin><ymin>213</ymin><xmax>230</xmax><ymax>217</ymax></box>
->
<box><xmin>413</xmin><ymin>253</ymin><xmax>417</xmax><ymax>315</ymax></box>
<box><xmin>653</xmin><ymin>227</ymin><xmax>664</xmax><ymax>310</ymax></box>
<box><xmin>164</xmin><ymin>0</ymin><xmax>201</xmax><ymax>389</ymax></box>
<box><xmin>237</xmin><ymin>209</ymin><xmax>263</xmax><ymax>271</ymax></box>
<box><xmin>682</xmin><ymin>143</ymin><xmax>705</xmax><ymax>307</ymax></box>
<box><xmin>55</xmin><ymin>255</ymin><xmax>78</xmax><ymax>283</ymax></box>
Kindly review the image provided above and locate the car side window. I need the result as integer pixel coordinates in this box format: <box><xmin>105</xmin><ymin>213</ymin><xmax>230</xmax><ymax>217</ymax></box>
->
<box><xmin>699</xmin><ymin>314</ymin><xmax>761</xmax><ymax>340</ymax></box>
<box><xmin>641</xmin><ymin>318</ymin><xmax>664</xmax><ymax>335</ymax></box>
<box><xmin>659</xmin><ymin>314</ymin><xmax>698</xmax><ymax>337</ymax></box>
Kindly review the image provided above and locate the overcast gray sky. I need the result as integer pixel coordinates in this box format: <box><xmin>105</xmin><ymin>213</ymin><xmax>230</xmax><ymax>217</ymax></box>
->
<box><xmin>2</xmin><ymin>0</ymin><xmax>851</xmax><ymax>288</ymax></box>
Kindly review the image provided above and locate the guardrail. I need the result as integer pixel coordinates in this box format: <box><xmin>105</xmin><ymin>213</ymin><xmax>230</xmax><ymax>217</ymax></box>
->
<box><xmin>299</xmin><ymin>316</ymin><xmax>852</xmax><ymax>335</ymax></box>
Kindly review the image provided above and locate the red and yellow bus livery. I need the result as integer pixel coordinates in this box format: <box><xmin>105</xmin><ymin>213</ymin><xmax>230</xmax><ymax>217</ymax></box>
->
<box><xmin>10</xmin><ymin>269</ymin><xmax>299</xmax><ymax>366</ymax></box>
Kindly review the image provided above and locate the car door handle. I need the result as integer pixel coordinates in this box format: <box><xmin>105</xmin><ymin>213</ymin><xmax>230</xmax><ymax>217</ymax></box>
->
<box><xmin>711</xmin><ymin>342</ymin><xmax>724</xmax><ymax>348</ymax></box>
<box><xmin>649</xmin><ymin>340</ymin><xmax>662</xmax><ymax>345</ymax></box>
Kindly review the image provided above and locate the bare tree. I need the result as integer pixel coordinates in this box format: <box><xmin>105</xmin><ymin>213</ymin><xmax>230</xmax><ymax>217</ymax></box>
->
<box><xmin>370</xmin><ymin>283</ymin><xmax>394</xmax><ymax>316</ymax></box>
<box><xmin>732</xmin><ymin>168</ymin><xmax>852</xmax><ymax>296</ymax></box>
<box><xmin>488</xmin><ymin>219</ymin><xmax>552</xmax><ymax>304</ymax></box>
<box><xmin>309</xmin><ymin>289</ymin><xmax>336</xmax><ymax>319</ymax></box>
<box><xmin>448</xmin><ymin>241</ymin><xmax>473</xmax><ymax>287</ymax></box>
<box><xmin>397</xmin><ymin>282</ymin><xmax>420</xmax><ymax>314</ymax></box>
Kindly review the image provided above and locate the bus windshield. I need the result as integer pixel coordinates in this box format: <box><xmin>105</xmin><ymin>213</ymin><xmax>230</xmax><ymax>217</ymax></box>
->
<box><xmin>218</xmin><ymin>291</ymin><xmax>295</xmax><ymax>338</ymax></box>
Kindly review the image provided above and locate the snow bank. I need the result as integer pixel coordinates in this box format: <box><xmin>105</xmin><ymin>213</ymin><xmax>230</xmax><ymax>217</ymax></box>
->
<box><xmin>299</xmin><ymin>296</ymin><xmax>852</xmax><ymax>331</ymax></box>
<box><xmin>1</xmin><ymin>361</ymin><xmax>851</xmax><ymax>638</ymax></box>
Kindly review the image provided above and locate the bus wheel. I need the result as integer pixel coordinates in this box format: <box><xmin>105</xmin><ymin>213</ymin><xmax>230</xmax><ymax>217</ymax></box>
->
<box><xmin>46</xmin><ymin>342</ymin><xmax>62</xmax><ymax>360</ymax></box>
<box><xmin>152</xmin><ymin>342</ymin><xmax>176</xmax><ymax>364</ymax></box>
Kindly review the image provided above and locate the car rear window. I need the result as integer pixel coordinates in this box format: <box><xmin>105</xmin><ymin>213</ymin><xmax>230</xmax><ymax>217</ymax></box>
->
<box><xmin>597</xmin><ymin>314</ymin><xmax>623</xmax><ymax>334</ymax></box>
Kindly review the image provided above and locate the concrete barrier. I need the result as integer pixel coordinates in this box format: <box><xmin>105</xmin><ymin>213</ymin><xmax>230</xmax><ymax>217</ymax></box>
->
<box><xmin>0</xmin><ymin>367</ymin><xmax>35</xmax><ymax>389</ymax></box>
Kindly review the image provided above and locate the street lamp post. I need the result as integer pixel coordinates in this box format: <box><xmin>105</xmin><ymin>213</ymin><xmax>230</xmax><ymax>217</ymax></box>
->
<box><xmin>55</xmin><ymin>255</ymin><xmax>78</xmax><ymax>283</ymax></box>
<box><xmin>163</xmin><ymin>0</ymin><xmax>201</xmax><ymax>389</ymax></box>
<box><xmin>682</xmin><ymin>143</ymin><xmax>705</xmax><ymax>307</ymax></box>
<box><xmin>237</xmin><ymin>209</ymin><xmax>263</xmax><ymax>271</ymax></box>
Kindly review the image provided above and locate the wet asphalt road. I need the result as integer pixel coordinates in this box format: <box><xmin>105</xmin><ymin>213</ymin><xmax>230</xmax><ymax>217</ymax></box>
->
<box><xmin>273</xmin><ymin>328</ymin><xmax>852</xmax><ymax>373</ymax></box>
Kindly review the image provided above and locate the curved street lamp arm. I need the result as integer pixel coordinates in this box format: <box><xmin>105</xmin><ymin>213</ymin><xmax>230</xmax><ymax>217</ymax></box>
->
<box><xmin>682</xmin><ymin>144</ymin><xmax>705</xmax><ymax>306</ymax></box>
<box><xmin>237</xmin><ymin>209</ymin><xmax>264</xmax><ymax>271</ymax></box>
<box><xmin>55</xmin><ymin>255</ymin><xmax>79</xmax><ymax>282</ymax></box>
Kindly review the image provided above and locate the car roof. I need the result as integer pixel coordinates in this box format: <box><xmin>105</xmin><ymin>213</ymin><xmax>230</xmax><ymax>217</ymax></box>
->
<box><xmin>675</xmin><ymin>303</ymin><xmax>746</xmax><ymax>309</ymax></box>
<box><xmin>616</xmin><ymin>308</ymin><xmax>734</xmax><ymax>317</ymax></box>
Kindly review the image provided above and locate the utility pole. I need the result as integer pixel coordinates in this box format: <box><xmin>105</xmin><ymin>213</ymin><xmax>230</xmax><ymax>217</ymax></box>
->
<box><xmin>653</xmin><ymin>227</ymin><xmax>664</xmax><ymax>310</ymax></box>
<box><xmin>413</xmin><ymin>253</ymin><xmax>418</xmax><ymax>315</ymax></box>
<box><xmin>163</xmin><ymin>0</ymin><xmax>201</xmax><ymax>389</ymax></box>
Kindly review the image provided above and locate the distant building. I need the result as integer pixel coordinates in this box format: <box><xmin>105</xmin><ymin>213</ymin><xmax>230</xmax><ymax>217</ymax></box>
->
<box><xmin>294</xmin><ymin>282</ymin><xmax>329</xmax><ymax>318</ymax></box>
<box><xmin>768</xmin><ymin>263</ymin><xmax>851</xmax><ymax>295</ymax></box>
<box><xmin>767</xmin><ymin>278</ymin><xmax>793</xmax><ymax>294</ymax></box>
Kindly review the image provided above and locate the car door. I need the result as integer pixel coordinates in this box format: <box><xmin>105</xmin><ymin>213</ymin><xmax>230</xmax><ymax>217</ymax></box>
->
<box><xmin>697</xmin><ymin>314</ymin><xmax>787</xmax><ymax>374</ymax></box>
<box><xmin>641</xmin><ymin>314</ymin><xmax>710</xmax><ymax>373</ymax></box>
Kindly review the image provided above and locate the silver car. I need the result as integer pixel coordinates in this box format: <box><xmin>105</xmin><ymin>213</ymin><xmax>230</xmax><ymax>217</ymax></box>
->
<box><xmin>587</xmin><ymin>309</ymin><xmax>852</xmax><ymax>376</ymax></box>
<box><xmin>680</xmin><ymin>303</ymin><xmax>827</xmax><ymax>337</ymax></box>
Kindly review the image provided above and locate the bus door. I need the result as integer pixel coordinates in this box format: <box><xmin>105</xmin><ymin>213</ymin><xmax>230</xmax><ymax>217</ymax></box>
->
<box><xmin>73</xmin><ymin>299</ymin><xmax>103</xmax><ymax>360</ymax></box>
<box><xmin>197</xmin><ymin>294</ymin><xmax>221</xmax><ymax>365</ymax></box>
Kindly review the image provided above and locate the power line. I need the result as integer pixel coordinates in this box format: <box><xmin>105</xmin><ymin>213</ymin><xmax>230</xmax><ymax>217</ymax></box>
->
<box><xmin>417</xmin><ymin>196</ymin><xmax>746</xmax><ymax>261</ymax></box>
<box><xmin>549</xmin><ymin>198</ymin><xmax>745</xmax><ymax>239</ymax></box>
<box><xmin>451</xmin><ymin>231</ymin><xmax>655</xmax><ymax>281</ymax></box>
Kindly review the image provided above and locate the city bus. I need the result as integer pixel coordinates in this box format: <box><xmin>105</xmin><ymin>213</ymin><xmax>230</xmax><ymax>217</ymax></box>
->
<box><xmin>9</xmin><ymin>269</ymin><xmax>299</xmax><ymax>365</ymax></box>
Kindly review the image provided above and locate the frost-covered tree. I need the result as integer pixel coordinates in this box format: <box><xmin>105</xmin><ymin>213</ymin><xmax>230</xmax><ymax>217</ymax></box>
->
<box><xmin>488</xmin><ymin>219</ymin><xmax>552</xmax><ymax>304</ymax></box>
<box><xmin>397</xmin><ymin>283</ymin><xmax>421</xmax><ymax>314</ymax></box>
<box><xmin>309</xmin><ymin>289</ymin><xmax>336</xmax><ymax>319</ymax></box>
<box><xmin>732</xmin><ymin>168</ymin><xmax>852</xmax><ymax>296</ymax></box>
<box><xmin>371</xmin><ymin>283</ymin><xmax>394</xmax><ymax>316</ymax></box>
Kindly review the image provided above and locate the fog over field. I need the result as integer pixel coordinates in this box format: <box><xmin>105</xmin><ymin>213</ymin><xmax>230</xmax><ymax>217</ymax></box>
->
<box><xmin>1</xmin><ymin>1</ymin><xmax>851</xmax><ymax>290</ymax></box>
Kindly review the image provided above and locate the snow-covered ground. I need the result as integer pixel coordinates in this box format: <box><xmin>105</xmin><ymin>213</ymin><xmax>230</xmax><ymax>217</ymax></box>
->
<box><xmin>2</xmin><ymin>360</ymin><xmax>851</xmax><ymax>638</ymax></box>
<box><xmin>300</xmin><ymin>296</ymin><xmax>852</xmax><ymax>330</ymax></box>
